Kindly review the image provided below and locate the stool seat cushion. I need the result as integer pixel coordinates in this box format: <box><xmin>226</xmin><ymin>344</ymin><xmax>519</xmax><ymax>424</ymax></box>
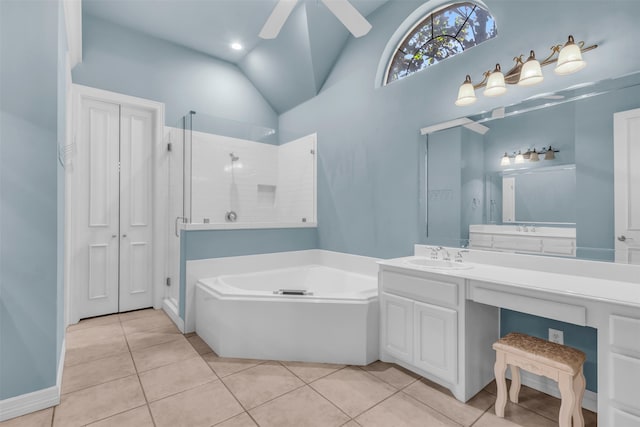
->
<box><xmin>492</xmin><ymin>332</ymin><xmax>586</xmax><ymax>375</ymax></box>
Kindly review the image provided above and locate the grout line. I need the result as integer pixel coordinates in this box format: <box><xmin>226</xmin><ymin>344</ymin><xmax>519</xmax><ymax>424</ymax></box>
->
<box><xmin>78</xmin><ymin>404</ymin><xmax>149</xmax><ymax>427</ymax></box>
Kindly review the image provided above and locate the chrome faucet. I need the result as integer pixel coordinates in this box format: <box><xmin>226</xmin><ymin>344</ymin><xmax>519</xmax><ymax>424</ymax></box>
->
<box><xmin>438</xmin><ymin>246</ymin><xmax>451</xmax><ymax>261</ymax></box>
<box><xmin>430</xmin><ymin>247</ymin><xmax>439</xmax><ymax>259</ymax></box>
<box><xmin>455</xmin><ymin>249</ymin><xmax>469</xmax><ymax>263</ymax></box>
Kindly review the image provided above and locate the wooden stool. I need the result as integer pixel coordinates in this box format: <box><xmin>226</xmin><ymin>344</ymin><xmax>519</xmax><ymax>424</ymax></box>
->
<box><xmin>492</xmin><ymin>332</ymin><xmax>586</xmax><ymax>427</ymax></box>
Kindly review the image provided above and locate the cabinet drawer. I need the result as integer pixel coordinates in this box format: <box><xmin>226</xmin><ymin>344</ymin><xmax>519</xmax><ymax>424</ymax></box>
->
<box><xmin>611</xmin><ymin>353</ymin><xmax>640</xmax><ymax>411</ymax></box>
<box><xmin>382</xmin><ymin>270</ymin><xmax>459</xmax><ymax>308</ymax></box>
<box><xmin>469</xmin><ymin>233</ymin><xmax>493</xmax><ymax>248</ymax></box>
<box><xmin>493</xmin><ymin>236</ymin><xmax>542</xmax><ymax>252</ymax></box>
<box><xmin>542</xmin><ymin>237</ymin><xmax>575</xmax><ymax>256</ymax></box>
<box><xmin>611</xmin><ymin>315</ymin><xmax>640</xmax><ymax>356</ymax></box>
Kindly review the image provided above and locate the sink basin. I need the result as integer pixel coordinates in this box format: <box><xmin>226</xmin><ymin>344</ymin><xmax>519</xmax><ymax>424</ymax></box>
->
<box><xmin>403</xmin><ymin>257</ymin><xmax>473</xmax><ymax>270</ymax></box>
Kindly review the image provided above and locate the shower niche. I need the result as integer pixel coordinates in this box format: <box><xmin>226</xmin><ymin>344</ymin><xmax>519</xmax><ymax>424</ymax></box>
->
<box><xmin>168</xmin><ymin>112</ymin><xmax>317</xmax><ymax>227</ymax></box>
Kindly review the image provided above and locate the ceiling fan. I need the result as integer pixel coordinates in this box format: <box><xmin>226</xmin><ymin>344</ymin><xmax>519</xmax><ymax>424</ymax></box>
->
<box><xmin>259</xmin><ymin>0</ymin><xmax>372</xmax><ymax>39</ymax></box>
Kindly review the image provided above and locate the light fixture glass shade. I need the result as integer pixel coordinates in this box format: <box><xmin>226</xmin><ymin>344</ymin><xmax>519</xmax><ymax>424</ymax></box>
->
<box><xmin>500</xmin><ymin>152</ymin><xmax>510</xmax><ymax>166</ymax></box>
<box><xmin>455</xmin><ymin>75</ymin><xmax>477</xmax><ymax>106</ymax></box>
<box><xmin>544</xmin><ymin>146</ymin><xmax>556</xmax><ymax>160</ymax></box>
<box><xmin>514</xmin><ymin>151</ymin><xmax>524</xmax><ymax>164</ymax></box>
<box><xmin>529</xmin><ymin>149</ymin><xmax>539</xmax><ymax>161</ymax></box>
<box><xmin>484</xmin><ymin>64</ymin><xmax>506</xmax><ymax>97</ymax></box>
<box><xmin>555</xmin><ymin>35</ymin><xmax>586</xmax><ymax>75</ymax></box>
<box><xmin>518</xmin><ymin>51</ymin><xmax>544</xmax><ymax>86</ymax></box>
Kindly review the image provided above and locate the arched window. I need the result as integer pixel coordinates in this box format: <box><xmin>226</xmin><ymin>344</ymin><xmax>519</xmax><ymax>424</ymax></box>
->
<box><xmin>384</xmin><ymin>2</ymin><xmax>497</xmax><ymax>85</ymax></box>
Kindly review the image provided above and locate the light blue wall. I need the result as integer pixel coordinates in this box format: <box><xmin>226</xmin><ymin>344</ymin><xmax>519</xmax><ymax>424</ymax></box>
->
<box><xmin>0</xmin><ymin>0</ymin><xmax>64</xmax><ymax>399</ymax></box>
<box><xmin>73</xmin><ymin>15</ymin><xmax>278</xmax><ymax>129</ymax></box>
<box><xmin>178</xmin><ymin>228</ymin><xmax>318</xmax><ymax>317</ymax></box>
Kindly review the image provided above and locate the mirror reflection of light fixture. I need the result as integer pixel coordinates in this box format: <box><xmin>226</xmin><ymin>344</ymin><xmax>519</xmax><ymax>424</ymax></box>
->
<box><xmin>484</xmin><ymin>64</ymin><xmax>506</xmax><ymax>97</ymax></box>
<box><xmin>455</xmin><ymin>35</ymin><xmax>597</xmax><ymax>106</ymax></box>
<box><xmin>500</xmin><ymin>146</ymin><xmax>558</xmax><ymax>165</ymax></box>
<box><xmin>555</xmin><ymin>35</ymin><xmax>587</xmax><ymax>75</ymax></box>
<box><xmin>514</xmin><ymin>151</ymin><xmax>525</xmax><ymax>164</ymax></box>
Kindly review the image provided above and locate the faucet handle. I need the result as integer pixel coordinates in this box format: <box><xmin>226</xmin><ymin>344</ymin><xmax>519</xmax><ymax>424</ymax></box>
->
<box><xmin>430</xmin><ymin>247</ymin><xmax>439</xmax><ymax>259</ymax></box>
<box><xmin>455</xmin><ymin>249</ymin><xmax>469</xmax><ymax>263</ymax></box>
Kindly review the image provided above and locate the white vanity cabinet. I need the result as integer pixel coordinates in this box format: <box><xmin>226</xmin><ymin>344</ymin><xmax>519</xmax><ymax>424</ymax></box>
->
<box><xmin>379</xmin><ymin>266</ymin><xmax>498</xmax><ymax>401</ymax></box>
<box><xmin>469</xmin><ymin>225</ymin><xmax>576</xmax><ymax>257</ymax></box>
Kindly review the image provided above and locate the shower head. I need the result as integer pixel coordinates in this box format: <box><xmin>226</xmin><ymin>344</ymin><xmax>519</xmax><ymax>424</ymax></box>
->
<box><xmin>229</xmin><ymin>153</ymin><xmax>239</xmax><ymax>162</ymax></box>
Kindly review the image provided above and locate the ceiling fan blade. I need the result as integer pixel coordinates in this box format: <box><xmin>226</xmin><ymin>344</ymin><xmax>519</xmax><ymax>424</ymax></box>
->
<box><xmin>259</xmin><ymin>0</ymin><xmax>299</xmax><ymax>39</ymax></box>
<box><xmin>321</xmin><ymin>0</ymin><xmax>372</xmax><ymax>38</ymax></box>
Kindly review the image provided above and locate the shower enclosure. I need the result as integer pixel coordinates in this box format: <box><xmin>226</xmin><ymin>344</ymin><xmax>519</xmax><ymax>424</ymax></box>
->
<box><xmin>164</xmin><ymin>111</ymin><xmax>317</xmax><ymax>322</ymax></box>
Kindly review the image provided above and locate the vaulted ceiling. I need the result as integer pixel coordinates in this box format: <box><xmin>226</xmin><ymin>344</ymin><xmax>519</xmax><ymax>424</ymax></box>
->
<box><xmin>82</xmin><ymin>0</ymin><xmax>389</xmax><ymax>113</ymax></box>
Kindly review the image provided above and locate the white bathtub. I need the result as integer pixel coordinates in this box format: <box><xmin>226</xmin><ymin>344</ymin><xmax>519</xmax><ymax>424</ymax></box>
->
<box><xmin>195</xmin><ymin>264</ymin><xmax>379</xmax><ymax>365</ymax></box>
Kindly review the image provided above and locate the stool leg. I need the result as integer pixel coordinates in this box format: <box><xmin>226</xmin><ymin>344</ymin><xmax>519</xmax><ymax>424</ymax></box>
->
<box><xmin>509</xmin><ymin>365</ymin><xmax>521</xmax><ymax>403</ymax></box>
<box><xmin>572</xmin><ymin>371</ymin><xmax>586</xmax><ymax>427</ymax></box>
<box><xmin>494</xmin><ymin>351</ymin><xmax>508</xmax><ymax>417</ymax></box>
<box><xmin>558</xmin><ymin>373</ymin><xmax>576</xmax><ymax>427</ymax></box>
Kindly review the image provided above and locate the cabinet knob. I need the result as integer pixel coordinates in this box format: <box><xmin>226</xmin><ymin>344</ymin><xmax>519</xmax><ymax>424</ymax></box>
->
<box><xmin>122</xmin><ymin>234</ymin><xmax>127</xmax><ymax>238</ymax></box>
<box><xmin>618</xmin><ymin>235</ymin><xmax>627</xmax><ymax>242</ymax></box>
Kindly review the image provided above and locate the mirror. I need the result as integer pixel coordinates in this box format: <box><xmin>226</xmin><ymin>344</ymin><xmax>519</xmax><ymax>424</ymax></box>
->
<box><xmin>496</xmin><ymin>165</ymin><xmax>575</xmax><ymax>224</ymax></box>
<box><xmin>421</xmin><ymin>70</ymin><xmax>640</xmax><ymax>261</ymax></box>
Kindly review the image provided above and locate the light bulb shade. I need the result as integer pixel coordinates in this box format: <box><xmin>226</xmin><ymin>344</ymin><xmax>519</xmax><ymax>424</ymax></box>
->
<box><xmin>544</xmin><ymin>148</ymin><xmax>556</xmax><ymax>160</ymax></box>
<box><xmin>529</xmin><ymin>149</ymin><xmax>539</xmax><ymax>161</ymax></box>
<box><xmin>484</xmin><ymin>64</ymin><xmax>506</xmax><ymax>97</ymax></box>
<box><xmin>555</xmin><ymin>36</ymin><xmax>586</xmax><ymax>75</ymax></box>
<box><xmin>500</xmin><ymin>153</ymin><xmax>510</xmax><ymax>166</ymax></box>
<box><xmin>514</xmin><ymin>151</ymin><xmax>524</xmax><ymax>164</ymax></box>
<box><xmin>455</xmin><ymin>75</ymin><xmax>477</xmax><ymax>106</ymax></box>
<box><xmin>518</xmin><ymin>51</ymin><xmax>544</xmax><ymax>86</ymax></box>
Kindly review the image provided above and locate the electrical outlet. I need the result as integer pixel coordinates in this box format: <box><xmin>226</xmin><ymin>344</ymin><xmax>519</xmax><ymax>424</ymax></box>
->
<box><xmin>549</xmin><ymin>328</ymin><xmax>564</xmax><ymax>344</ymax></box>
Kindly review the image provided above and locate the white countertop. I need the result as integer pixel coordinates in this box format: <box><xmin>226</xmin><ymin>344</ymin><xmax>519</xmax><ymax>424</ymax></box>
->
<box><xmin>378</xmin><ymin>252</ymin><xmax>640</xmax><ymax>310</ymax></box>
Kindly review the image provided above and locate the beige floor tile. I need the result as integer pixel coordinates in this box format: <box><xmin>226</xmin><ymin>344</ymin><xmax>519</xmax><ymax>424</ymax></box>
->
<box><xmin>360</xmin><ymin>361</ymin><xmax>419</xmax><ymax>389</ymax></box>
<box><xmin>121</xmin><ymin>312</ymin><xmax>174</xmax><ymax>335</ymax></box>
<box><xmin>62</xmin><ymin>352</ymin><xmax>136</xmax><ymax>394</ymax></box>
<box><xmin>86</xmin><ymin>405</ymin><xmax>154</xmax><ymax>427</ymax></box>
<box><xmin>403</xmin><ymin>379</ymin><xmax>494</xmax><ymax>426</ymax></box>
<box><xmin>66</xmin><ymin>314</ymin><xmax>120</xmax><ymax>332</ymax></box>
<box><xmin>222</xmin><ymin>362</ymin><xmax>305</xmax><ymax>409</ymax></box>
<box><xmin>139</xmin><ymin>355</ymin><xmax>217</xmax><ymax>401</ymax></box>
<box><xmin>126</xmin><ymin>324</ymin><xmax>182</xmax><ymax>351</ymax></box>
<box><xmin>473</xmin><ymin>403</ymin><xmax>558</xmax><ymax>427</ymax></box>
<box><xmin>310</xmin><ymin>366</ymin><xmax>397</xmax><ymax>417</ymax></box>
<box><xmin>0</xmin><ymin>408</ymin><xmax>53</xmax><ymax>427</ymax></box>
<box><xmin>132</xmin><ymin>336</ymin><xmax>199</xmax><ymax>372</ymax></box>
<box><xmin>282</xmin><ymin>361</ymin><xmax>345</xmax><ymax>383</ymax></box>
<box><xmin>202</xmin><ymin>353</ymin><xmax>263</xmax><ymax>378</ymax></box>
<box><xmin>214</xmin><ymin>412</ymin><xmax>257</xmax><ymax>427</ymax></box>
<box><xmin>250</xmin><ymin>386</ymin><xmax>350</xmax><ymax>427</ymax></box>
<box><xmin>149</xmin><ymin>380</ymin><xmax>243</xmax><ymax>427</ymax></box>
<box><xmin>53</xmin><ymin>375</ymin><xmax>146</xmax><ymax>427</ymax></box>
<box><xmin>187</xmin><ymin>334</ymin><xmax>213</xmax><ymax>355</ymax></box>
<box><xmin>355</xmin><ymin>392</ymin><xmax>461</xmax><ymax>427</ymax></box>
<box><xmin>64</xmin><ymin>333</ymin><xmax>129</xmax><ymax>367</ymax></box>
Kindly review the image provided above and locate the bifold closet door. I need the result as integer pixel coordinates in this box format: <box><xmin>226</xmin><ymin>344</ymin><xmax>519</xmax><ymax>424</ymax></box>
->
<box><xmin>75</xmin><ymin>99</ymin><xmax>121</xmax><ymax>319</ymax></box>
<box><xmin>118</xmin><ymin>106</ymin><xmax>153</xmax><ymax>312</ymax></box>
<box><xmin>74</xmin><ymin>99</ymin><xmax>153</xmax><ymax>319</ymax></box>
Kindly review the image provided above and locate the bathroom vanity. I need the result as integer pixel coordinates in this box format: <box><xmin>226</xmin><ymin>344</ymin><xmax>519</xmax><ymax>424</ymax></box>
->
<box><xmin>379</xmin><ymin>245</ymin><xmax>640</xmax><ymax>426</ymax></box>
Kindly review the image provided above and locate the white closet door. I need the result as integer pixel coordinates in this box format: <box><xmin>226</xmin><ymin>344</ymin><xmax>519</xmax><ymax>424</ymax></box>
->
<box><xmin>614</xmin><ymin>108</ymin><xmax>640</xmax><ymax>264</ymax></box>
<box><xmin>119</xmin><ymin>105</ymin><xmax>154</xmax><ymax>312</ymax></box>
<box><xmin>75</xmin><ymin>99</ymin><xmax>120</xmax><ymax>319</ymax></box>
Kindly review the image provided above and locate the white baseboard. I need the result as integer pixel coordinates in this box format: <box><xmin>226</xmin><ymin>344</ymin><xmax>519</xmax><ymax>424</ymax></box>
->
<box><xmin>162</xmin><ymin>298</ymin><xmax>185</xmax><ymax>333</ymax></box>
<box><xmin>0</xmin><ymin>340</ymin><xmax>65</xmax><ymax>422</ymax></box>
<box><xmin>507</xmin><ymin>369</ymin><xmax>597</xmax><ymax>413</ymax></box>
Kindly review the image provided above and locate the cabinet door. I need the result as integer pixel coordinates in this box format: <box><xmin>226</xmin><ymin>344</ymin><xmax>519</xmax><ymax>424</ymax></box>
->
<box><xmin>414</xmin><ymin>301</ymin><xmax>458</xmax><ymax>384</ymax></box>
<box><xmin>381</xmin><ymin>292</ymin><xmax>413</xmax><ymax>363</ymax></box>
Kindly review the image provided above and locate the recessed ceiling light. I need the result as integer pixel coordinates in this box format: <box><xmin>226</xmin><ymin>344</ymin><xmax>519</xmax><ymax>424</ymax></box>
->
<box><xmin>231</xmin><ymin>42</ymin><xmax>243</xmax><ymax>51</ymax></box>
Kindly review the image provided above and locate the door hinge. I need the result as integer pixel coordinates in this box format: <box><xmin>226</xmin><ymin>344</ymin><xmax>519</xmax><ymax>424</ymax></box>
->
<box><xmin>166</xmin><ymin>277</ymin><xmax>171</xmax><ymax>287</ymax></box>
<box><xmin>167</xmin><ymin>142</ymin><xmax>172</xmax><ymax>152</ymax></box>
<box><xmin>310</xmin><ymin>149</ymin><xmax>315</xmax><ymax>155</ymax></box>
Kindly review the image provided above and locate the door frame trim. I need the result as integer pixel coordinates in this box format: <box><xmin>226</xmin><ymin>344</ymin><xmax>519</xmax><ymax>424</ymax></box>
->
<box><xmin>66</xmin><ymin>84</ymin><xmax>166</xmax><ymax>325</ymax></box>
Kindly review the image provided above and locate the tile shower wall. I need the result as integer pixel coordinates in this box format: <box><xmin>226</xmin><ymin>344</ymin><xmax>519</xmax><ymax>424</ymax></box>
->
<box><xmin>187</xmin><ymin>130</ymin><xmax>316</xmax><ymax>224</ymax></box>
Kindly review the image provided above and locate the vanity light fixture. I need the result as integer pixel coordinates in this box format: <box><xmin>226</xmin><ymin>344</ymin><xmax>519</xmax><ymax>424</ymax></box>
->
<box><xmin>499</xmin><ymin>146</ymin><xmax>558</xmax><ymax>166</ymax></box>
<box><xmin>455</xmin><ymin>35</ymin><xmax>597</xmax><ymax>106</ymax></box>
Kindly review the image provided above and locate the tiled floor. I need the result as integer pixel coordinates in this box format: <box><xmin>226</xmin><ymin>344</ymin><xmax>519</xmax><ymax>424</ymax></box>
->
<box><xmin>2</xmin><ymin>309</ymin><xmax>598</xmax><ymax>427</ymax></box>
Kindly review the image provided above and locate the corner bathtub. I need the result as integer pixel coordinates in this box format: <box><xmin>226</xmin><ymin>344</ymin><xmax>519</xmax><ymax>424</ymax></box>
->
<box><xmin>195</xmin><ymin>264</ymin><xmax>379</xmax><ymax>365</ymax></box>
